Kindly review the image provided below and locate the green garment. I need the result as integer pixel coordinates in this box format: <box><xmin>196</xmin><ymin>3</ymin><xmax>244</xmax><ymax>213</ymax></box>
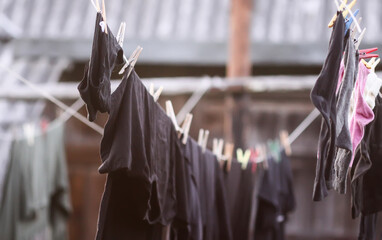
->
<box><xmin>0</xmin><ymin>123</ymin><xmax>71</xmax><ymax>240</ymax></box>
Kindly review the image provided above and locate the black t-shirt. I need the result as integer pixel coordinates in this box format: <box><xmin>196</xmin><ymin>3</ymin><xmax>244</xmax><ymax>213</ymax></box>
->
<box><xmin>223</xmin><ymin>160</ymin><xmax>242</xmax><ymax>225</ymax></box>
<box><xmin>96</xmin><ymin>70</ymin><xmax>178</xmax><ymax>239</ymax></box>
<box><xmin>230</xmin><ymin>162</ymin><xmax>256</xmax><ymax>240</ymax></box>
<box><xmin>310</xmin><ymin>12</ymin><xmax>345</xmax><ymax>201</ymax></box>
<box><xmin>171</xmin><ymin>138</ymin><xmax>203</xmax><ymax>240</ymax></box>
<box><xmin>255</xmin><ymin>151</ymin><xmax>295</xmax><ymax>240</ymax></box>
<box><xmin>78</xmin><ymin>12</ymin><xmax>124</xmax><ymax>122</ymax></box>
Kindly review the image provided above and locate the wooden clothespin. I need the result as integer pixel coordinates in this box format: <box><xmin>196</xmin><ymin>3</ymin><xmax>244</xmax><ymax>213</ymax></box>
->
<box><xmin>180</xmin><ymin>113</ymin><xmax>193</xmax><ymax>144</ymax></box>
<box><xmin>166</xmin><ymin>100</ymin><xmax>182</xmax><ymax>133</ymax></box>
<box><xmin>90</xmin><ymin>0</ymin><xmax>101</xmax><ymax>12</ymax></box>
<box><xmin>213</xmin><ymin>138</ymin><xmax>224</xmax><ymax>160</ymax></box>
<box><xmin>148</xmin><ymin>83</ymin><xmax>164</xmax><ymax>102</ymax></box>
<box><xmin>119</xmin><ymin>46</ymin><xmax>143</xmax><ymax>75</ymax></box>
<box><xmin>279</xmin><ymin>130</ymin><xmax>292</xmax><ymax>156</ymax></box>
<box><xmin>354</xmin><ymin>27</ymin><xmax>366</xmax><ymax>50</ymax></box>
<box><xmin>224</xmin><ymin>142</ymin><xmax>234</xmax><ymax>172</ymax></box>
<box><xmin>351</xmin><ymin>17</ymin><xmax>362</xmax><ymax>39</ymax></box>
<box><xmin>328</xmin><ymin>0</ymin><xmax>348</xmax><ymax>28</ymax></box>
<box><xmin>198</xmin><ymin>129</ymin><xmax>205</xmax><ymax>146</ymax></box>
<box><xmin>116</xmin><ymin>22</ymin><xmax>126</xmax><ymax>47</ymax></box>
<box><xmin>202</xmin><ymin>130</ymin><xmax>209</xmax><ymax>152</ymax></box>
<box><xmin>101</xmin><ymin>0</ymin><xmax>108</xmax><ymax>34</ymax></box>
<box><xmin>370</xmin><ymin>58</ymin><xmax>380</xmax><ymax>73</ymax></box>
<box><xmin>362</xmin><ymin>57</ymin><xmax>376</xmax><ymax>70</ymax></box>
<box><xmin>328</xmin><ymin>0</ymin><xmax>357</xmax><ymax>28</ymax></box>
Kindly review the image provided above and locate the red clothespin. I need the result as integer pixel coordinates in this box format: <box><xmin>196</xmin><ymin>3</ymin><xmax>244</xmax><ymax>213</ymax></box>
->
<box><xmin>249</xmin><ymin>148</ymin><xmax>258</xmax><ymax>173</ymax></box>
<box><xmin>359</xmin><ymin>48</ymin><xmax>379</xmax><ymax>60</ymax></box>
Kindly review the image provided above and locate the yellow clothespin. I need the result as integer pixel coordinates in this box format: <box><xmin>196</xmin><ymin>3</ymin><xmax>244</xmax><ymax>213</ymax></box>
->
<box><xmin>362</xmin><ymin>57</ymin><xmax>376</xmax><ymax>70</ymax></box>
<box><xmin>279</xmin><ymin>130</ymin><xmax>292</xmax><ymax>156</ymax></box>
<box><xmin>236</xmin><ymin>148</ymin><xmax>251</xmax><ymax>169</ymax></box>
<box><xmin>328</xmin><ymin>0</ymin><xmax>357</xmax><ymax>28</ymax></box>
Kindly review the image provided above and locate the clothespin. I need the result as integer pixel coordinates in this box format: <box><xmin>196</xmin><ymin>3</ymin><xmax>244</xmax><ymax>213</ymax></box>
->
<box><xmin>344</xmin><ymin>9</ymin><xmax>359</xmax><ymax>35</ymax></box>
<box><xmin>237</xmin><ymin>148</ymin><xmax>251</xmax><ymax>170</ymax></box>
<box><xmin>224</xmin><ymin>142</ymin><xmax>234</xmax><ymax>172</ymax></box>
<box><xmin>361</xmin><ymin>57</ymin><xmax>376</xmax><ymax>69</ymax></box>
<box><xmin>369</xmin><ymin>58</ymin><xmax>380</xmax><ymax>73</ymax></box>
<box><xmin>354</xmin><ymin>28</ymin><xmax>366</xmax><ymax>50</ymax></box>
<box><xmin>198</xmin><ymin>129</ymin><xmax>205</xmax><ymax>146</ymax></box>
<box><xmin>359</xmin><ymin>48</ymin><xmax>379</xmax><ymax>60</ymax></box>
<box><xmin>23</xmin><ymin>123</ymin><xmax>35</xmax><ymax>146</ymax></box>
<box><xmin>202</xmin><ymin>130</ymin><xmax>209</xmax><ymax>152</ymax></box>
<box><xmin>213</xmin><ymin>138</ymin><xmax>224</xmax><ymax>161</ymax></box>
<box><xmin>328</xmin><ymin>0</ymin><xmax>357</xmax><ymax>28</ymax></box>
<box><xmin>279</xmin><ymin>130</ymin><xmax>292</xmax><ymax>156</ymax></box>
<box><xmin>328</xmin><ymin>0</ymin><xmax>348</xmax><ymax>28</ymax></box>
<box><xmin>101</xmin><ymin>0</ymin><xmax>108</xmax><ymax>34</ymax></box>
<box><xmin>90</xmin><ymin>0</ymin><xmax>101</xmax><ymax>12</ymax></box>
<box><xmin>351</xmin><ymin>17</ymin><xmax>362</xmax><ymax>39</ymax></box>
<box><xmin>148</xmin><ymin>83</ymin><xmax>163</xmax><ymax>102</ymax></box>
<box><xmin>119</xmin><ymin>46</ymin><xmax>143</xmax><ymax>75</ymax></box>
<box><xmin>166</xmin><ymin>100</ymin><xmax>182</xmax><ymax>133</ymax></box>
<box><xmin>116</xmin><ymin>22</ymin><xmax>126</xmax><ymax>48</ymax></box>
<box><xmin>180</xmin><ymin>114</ymin><xmax>193</xmax><ymax>144</ymax></box>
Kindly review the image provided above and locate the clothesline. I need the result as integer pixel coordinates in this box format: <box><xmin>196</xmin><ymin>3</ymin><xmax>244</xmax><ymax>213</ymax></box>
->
<box><xmin>0</xmin><ymin>64</ymin><xmax>320</xmax><ymax>149</ymax></box>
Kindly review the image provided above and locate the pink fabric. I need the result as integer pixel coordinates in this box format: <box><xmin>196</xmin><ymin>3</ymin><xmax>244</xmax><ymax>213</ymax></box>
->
<box><xmin>336</xmin><ymin>60</ymin><xmax>345</xmax><ymax>93</ymax></box>
<box><xmin>349</xmin><ymin>62</ymin><xmax>374</xmax><ymax>167</ymax></box>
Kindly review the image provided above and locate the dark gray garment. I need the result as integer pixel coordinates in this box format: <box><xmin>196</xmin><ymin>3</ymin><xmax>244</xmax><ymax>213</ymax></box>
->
<box><xmin>0</xmin><ymin>123</ymin><xmax>71</xmax><ymax>240</ymax></box>
<box><xmin>0</xmin><ymin>131</ymin><xmax>13</xmax><ymax>206</ymax></box>
<box><xmin>332</xmin><ymin>37</ymin><xmax>359</xmax><ymax>194</ymax></box>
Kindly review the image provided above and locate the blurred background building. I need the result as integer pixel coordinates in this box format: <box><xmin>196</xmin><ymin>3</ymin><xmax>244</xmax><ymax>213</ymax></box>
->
<box><xmin>1</xmin><ymin>0</ymin><xmax>382</xmax><ymax>239</ymax></box>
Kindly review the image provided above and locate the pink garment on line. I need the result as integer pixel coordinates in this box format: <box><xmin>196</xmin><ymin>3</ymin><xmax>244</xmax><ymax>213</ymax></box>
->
<box><xmin>336</xmin><ymin>60</ymin><xmax>345</xmax><ymax>93</ymax></box>
<box><xmin>349</xmin><ymin>62</ymin><xmax>374</xmax><ymax>167</ymax></box>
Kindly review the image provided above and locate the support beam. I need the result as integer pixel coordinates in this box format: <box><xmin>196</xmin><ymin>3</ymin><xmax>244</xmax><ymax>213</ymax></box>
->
<box><xmin>225</xmin><ymin>0</ymin><xmax>253</xmax><ymax>147</ymax></box>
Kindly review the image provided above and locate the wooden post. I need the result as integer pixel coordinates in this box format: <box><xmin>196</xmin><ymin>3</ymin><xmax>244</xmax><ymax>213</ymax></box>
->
<box><xmin>225</xmin><ymin>0</ymin><xmax>252</xmax><ymax>146</ymax></box>
<box><xmin>227</xmin><ymin>0</ymin><xmax>252</xmax><ymax>77</ymax></box>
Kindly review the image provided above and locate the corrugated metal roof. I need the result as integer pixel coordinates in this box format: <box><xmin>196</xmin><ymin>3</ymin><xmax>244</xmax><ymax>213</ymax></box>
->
<box><xmin>0</xmin><ymin>0</ymin><xmax>381</xmax><ymax>64</ymax></box>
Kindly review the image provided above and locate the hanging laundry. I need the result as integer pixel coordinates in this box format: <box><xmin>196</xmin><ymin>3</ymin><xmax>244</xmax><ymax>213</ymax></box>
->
<box><xmin>95</xmin><ymin>69</ymin><xmax>179</xmax><ymax>240</ymax></box>
<box><xmin>78</xmin><ymin>12</ymin><xmax>124</xmax><ymax>122</ymax></box>
<box><xmin>254</xmin><ymin>150</ymin><xmax>295</xmax><ymax>240</ymax></box>
<box><xmin>0</xmin><ymin>123</ymin><xmax>71</xmax><ymax>240</ymax></box>
<box><xmin>171</xmin><ymin>137</ymin><xmax>203</xmax><ymax>240</ymax></box>
<box><xmin>311</xmin><ymin>11</ymin><xmax>345</xmax><ymax>201</ymax></box>
<box><xmin>331</xmin><ymin>34</ymin><xmax>358</xmax><ymax>194</ymax></box>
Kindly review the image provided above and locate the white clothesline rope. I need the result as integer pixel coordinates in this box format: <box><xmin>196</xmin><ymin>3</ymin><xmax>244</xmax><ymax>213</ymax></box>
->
<box><xmin>0</xmin><ymin>65</ymin><xmax>104</xmax><ymax>135</ymax></box>
<box><xmin>0</xmin><ymin>63</ymin><xmax>319</xmax><ymax>148</ymax></box>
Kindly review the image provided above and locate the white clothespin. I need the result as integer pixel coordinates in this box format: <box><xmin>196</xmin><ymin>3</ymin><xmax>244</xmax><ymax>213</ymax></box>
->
<box><xmin>116</xmin><ymin>22</ymin><xmax>126</xmax><ymax>48</ymax></box>
<box><xmin>355</xmin><ymin>28</ymin><xmax>366</xmax><ymax>50</ymax></box>
<box><xmin>166</xmin><ymin>100</ymin><xmax>182</xmax><ymax>133</ymax></box>
<box><xmin>198</xmin><ymin>129</ymin><xmax>205</xmax><ymax>146</ymax></box>
<box><xmin>101</xmin><ymin>0</ymin><xmax>108</xmax><ymax>34</ymax></box>
<box><xmin>149</xmin><ymin>84</ymin><xmax>163</xmax><ymax>102</ymax></box>
<box><xmin>202</xmin><ymin>130</ymin><xmax>209</xmax><ymax>152</ymax></box>
<box><xmin>180</xmin><ymin>114</ymin><xmax>193</xmax><ymax>144</ymax></box>
<box><xmin>119</xmin><ymin>46</ymin><xmax>143</xmax><ymax>75</ymax></box>
<box><xmin>23</xmin><ymin>123</ymin><xmax>35</xmax><ymax>146</ymax></box>
<box><xmin>213</xmin><ymin>138</ymin><xmax>224</xmax><ymax>159</ymax></box>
